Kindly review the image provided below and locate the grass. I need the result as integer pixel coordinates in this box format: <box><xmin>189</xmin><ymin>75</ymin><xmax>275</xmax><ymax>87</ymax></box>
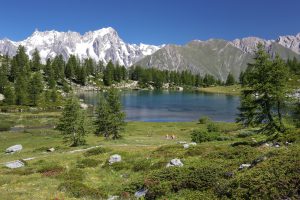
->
<box><xmin>198</xmin><ymin>85</ymin><xmax>242</xmax><ymax>95</ymax></box>
<box><xmin>0</xmin><ymin>111</ymin><xmax>299</xmax><ymax>199</ymax></box>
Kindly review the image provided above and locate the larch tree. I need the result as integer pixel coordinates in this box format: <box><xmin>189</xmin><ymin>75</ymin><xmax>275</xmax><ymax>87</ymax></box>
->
<box><xmin>237</xmin><ymin>43</ymin><xmax>290</xmax><ymax>134</ymax></box>
<box><xmin>94</xmin><ymin>88</ymin><xmax>126</xmax><ymax>139</ymax></box>
<box><xmin>57</xmin><ymin>96</ymin><xmax>90</xmax><ymax>146</ymax></box>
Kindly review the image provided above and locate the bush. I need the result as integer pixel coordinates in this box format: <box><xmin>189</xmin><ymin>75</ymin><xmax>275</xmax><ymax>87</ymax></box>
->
<box><xmin>58</xmin><ymin>181</ymin><xmax>103</xmax><ymax>198</ymax></box>
<box><xmin>198</xmin><ymin>116</ymin><xmax>211</xmax><ymax>124</ymax></box>
<box><xmin>108</xmin><ymin>161</ymin><xmax>131</xmax><ymax>171</ymax></box>
<box><xmin>84</xmin><ymin>147</ymin><xmax>108</xmax><ymax>157</ymax></box>
<box><xmin>144</xmin><ymin>166</ymin><xmax>223</xmax><ymax>199</ymax></box>
<box><xmin>163</xmin><ymin>189</ymin><xmax>218</xmax><ymax>200</ymax></box>
<box><xmin>77</xmin><ymin>158</ymin><xmax>99</xmax><ymax>168</ymax></box>
<box><xmin>191</xmin><ymin>130</ymin><xmax>220</xmax><ymax>143</ymax></box>
<box><xmin>132</xmin><ymin>159</ymin><xmax>151</xmax><ymax>172</ymax></box>
<box><xmin>207</xmin><ymin>123</ymin><xmax>219</xmax><ymax>132</ymax></box>
<box><xmin>221</xmin><ymin>146</ymin><xmax>300</xmax><ymax>199</ymax></box>
<box><xmin>36</xmin><ymin>161</ymin><xmax>64</xmax><ymax>177</ymax></box>
<box><xmin>151</xmin><ymin>145</ymin><xmax>185</xmax><ymax>158</ymax></box>
<box><xmin>61</xmin><ymin>168</ymin><xmax>85</xmax><ymax>182</ymax></box>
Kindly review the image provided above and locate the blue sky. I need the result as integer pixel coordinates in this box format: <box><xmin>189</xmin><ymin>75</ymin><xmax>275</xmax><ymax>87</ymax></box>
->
<box><xmin>0</xmin><ymin>0</ymin><xmax>299</xmax><ymax>45</ymax></box>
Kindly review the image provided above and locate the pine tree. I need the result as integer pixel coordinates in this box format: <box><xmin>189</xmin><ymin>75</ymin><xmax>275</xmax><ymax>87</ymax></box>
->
<box><xmin>15</xmin><ymin>75</ymin><xmax>28</xmax><ymax>105</ymax></box>
<box><xmin>31</xmin><ymin>48</ymin><xmax>41</xmax><ymax>72</ymax></box>
<box><xmin>28</xmin><ymin>72</ymin><xmax>44</xmax><ymax>106</ymax></box>
<box><xmin>103</xmin><ymin>61</ymin><xmax>114</xmax><ymax>86</ymax></box>
<box><xmin>0</xmin><ymin>55</ymin><xmax>9</xmax><ymax>93</ymax></box>
<box><xmin>65</xmin><ymin>55</ymin><xmax>76</xmax><ymax>79</ymax></box>
<box><xmin>94</xmin><ymin>88</ymin><xmax>126</xmax><ymax>139</ymax></box>
<box><xmin>45</xmin><ymin>58</ymin><xmax>56</xmax><ymax>88</ymax></box>
<box><xmin>225</xmin><ymin>72</ymin><xmax>235</xmax><ymax>85</ymax></box>
<box><xmin>3</xmin><ymin>85</ymin><xmax>15</xmax><ymax>105</ymax></box>
<box><xmin>94</xmin><ymin>95</ymin><xmax>111</xmax><ymax>138</ymax></box>
<box><xmin>52</xmin><ymin>55</ymin><xmax>65</xmax><ymax>81</ymax></box>
<box><xmin>237</xmin><ymin>44</ymin><xmax>290</xmax><ymax>134</ymax></box>
<box><xmin>57</xmin><ymin>96</ymin><xmax>90</xmax><ymax>146</ymax></box>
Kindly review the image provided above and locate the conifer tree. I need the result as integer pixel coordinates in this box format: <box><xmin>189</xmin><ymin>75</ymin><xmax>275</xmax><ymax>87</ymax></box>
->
<box><xmin>0</xmin><ymin>56</ymin><xmax>9</xmax><ymax>93</ymax></box>
<box><xmin>57</xmin><ymin>96</ymin><xmax>90</xmax><ymax>146</ymax></box>
<box><xmin>15</xmin><ymin>75</ymin><xmax>28</xmax><ymax>105</ymax></box>
<box><xmin>103</xmin><ymin>61</ymin><xmax>114</xmax><ymax>86</ymax></box>
<box><xmin>65</xmin><ymin>55</ymin><xmax>76</xmax><ymax>79</ymax></box>
<box><xmin>94</xmin><ymin>88</ymin><xmax>125</xmax><ymax>139</ymax></box>
<box><xmin>28</xmin><ymin>72</ymin><xmax>44</xmax><ymax>106</ymax></box>
<box><xmin>237</xmin><ymin>44</ymin><xmax>290</xmax><ymax>134</ymax></box>
<box><xmin>225</xmin><ymin>72</ymin><xmax>235</xmax><ymax>85</ymax></box>
<box><xmin>3</xmin><ymin>85</ymin><xmax>15</xmax><ymax>105</ymax></box>
<box><xmin>31</xmin><ymin>48</ymin><xmax>41</xmax><ymax>72</ymax></box>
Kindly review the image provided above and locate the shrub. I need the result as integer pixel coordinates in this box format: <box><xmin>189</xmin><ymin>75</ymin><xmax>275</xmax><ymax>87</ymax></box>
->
<box><xmin>237</xmin><ymin>130</ymin><xmax>255</xmax><ymax>138</ymax></box>
<box><xmin>198</xmin><ymin>116</ymin><xmax>211</xmax><ymax>124</ymax></box>
<box><xmin>222</xmin><ymin>146</ymin><xmax>300</xmax><ymax>199</ymax></box>
<box><xmin>76</xmin><ymin>158</ymin><xmax>99</xmax><ymax>168</ymax></box>
<box><xmin>58</xmin><ymin>181</ymin><xmax>103</xmax><ymax>198</ymax></box>
<box><xmin>207</xmin><ymin>123</ymin><xmax>219</xmax><ymax>132</ymax></box>
<box><xmin>163</xmin><ymin>189</ymin><xmax>218</xmax><ymax>200</ymax></box>
<box><xmin>36</xmin><ymin>161</ymin><xmax>64</xmax><ymax>177</ymax></box>
<box><xmin>144</xmin><ymin>166</ymin><xmax>223</xmax><ymax>199</ymax></box>
<box><xmin>84</xmin><ymin>147</ymin><xmax>108</xmax><ymax>157</ymax></box>
<box><xmin>191</xmin><ymin>130</ymin><xmax>220</xmax><ymax>143</ymax></box>
<box><xmin>132</xmin><ymin>159</ymin><xmax>151</xmax><ymax>172</ymax></box>
<box><xmin>61</xmin><ymin>168</ymin><xmax>85</xmax><ymax>182</ymax></box>
<box><xmin>109</xmin><ymin>161</ymin><xmax>131</xmax><ymax>171</ymax></box>
<box><xmin>151</xmin><ymin>145</ymin><xmax>184</xmax><ymax>158</ymax></box>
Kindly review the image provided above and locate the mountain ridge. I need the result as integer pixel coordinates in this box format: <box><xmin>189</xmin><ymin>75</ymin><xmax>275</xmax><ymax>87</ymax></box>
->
<box><xmin>0</xmin><ymin>27</ymin><xmax>299</xmax><ymax>80</ymax></box>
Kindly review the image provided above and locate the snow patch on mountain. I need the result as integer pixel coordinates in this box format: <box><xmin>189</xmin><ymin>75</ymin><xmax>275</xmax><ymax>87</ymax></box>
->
<box><xmin>0</xmin><ymin>27</ymin><xmax>163</xmax><ymax>67</ymax></box>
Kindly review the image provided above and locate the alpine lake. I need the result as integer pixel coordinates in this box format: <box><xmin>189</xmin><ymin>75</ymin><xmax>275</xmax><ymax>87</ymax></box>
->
<box><xmin>78</xmin><ymin>90</ymin><xmax>240</xmax><ymax>122</ymax></box>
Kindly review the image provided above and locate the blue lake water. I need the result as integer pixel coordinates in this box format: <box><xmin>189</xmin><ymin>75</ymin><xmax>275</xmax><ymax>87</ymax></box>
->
<box><xmin>78</xmin><ymin>90</ymin><xmax>240</xmax><ymax>122</ymax></box>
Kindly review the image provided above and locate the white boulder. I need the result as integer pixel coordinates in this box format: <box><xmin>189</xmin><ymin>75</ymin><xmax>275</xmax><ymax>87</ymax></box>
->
<box><xmin>0</xmin><ymin>93</ymin><xmax>4</xmax><ymax>101</ymax></box>
<box><xmin>5</xmin><ymin>160</ymin><xmax>25</xmax><ymax>169</ymax></box>
<box><xmin>166</xmin><ymin>158</ymin><xmax>183</xmax><ymax>167</ymax></box>
<box><xmin>183</xmin><ymin>144</ymin><xmax>189</xmax><ymax>149</ymax></box>
<box><xmin>5</xmin><ymin>144</ymin><xmax>23</xmax><ymax>153</ymax></box>
<box><xmin>80</xmin><ymin>103</ymin><xmax>88</xmax><ymax>109</ymax></box>
<box><xmin>109</xmin><ymin>154</ymin><xmax>122</xmax><ymax>164</ymax></box>
<box><xmin>239</xmin><ymin>163</ymin><xmax>251</xmax><ymax>170</ymax></box>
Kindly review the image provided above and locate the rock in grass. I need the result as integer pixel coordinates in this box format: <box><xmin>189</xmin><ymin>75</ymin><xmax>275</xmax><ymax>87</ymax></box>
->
<box><xmin>189</xmin><ymin>142</ymin><xmax>197</xmax><ymax>146</ymax></box>
<box><xmin>5</xmin><ymin>160</ymin><xmax>24</xmax><ymax>169</ymax></box>
<box><xmin>47</xmin><ymin>148</ymin><xmax>55</xmax><ymax>152</ymax></box>
<box><xmin>166</xmin><ymin>158</ymin><xmax>183</xmax><ymax>167</ymax></box>
<box><xmin>0</xmin><ymin>93</ymin><xmax>4</xmax><ymax>101</ymax></box>
<box><xmin>135</xmin><ymin>188</ymin><xmax>148</xmax><ymax>198</ymax></box>
<box><xmin>5</xmin><ymin>144</ymin><xmax>22</xmax><ymax>153</ymax></box>
<box><xmin>80</xmin><ymin>103</ymin><xmax>88</xmax><ymax>109</ymax></box>
<box><xmin>183</xmin><ymin>144</ymin><xmax>190</xmax><ymax>149</ymax></box>
<box><xmin>107</xmin><ymin>195</ymin><xmax>119</xmax><ymax>200</ymax></box>
<box><xmin>109</xmin><ymin>154</ymin><xmax>122</xmax><ymax>164</ymax></box>
<box><xmin>251</xmin><ymin>156</ymin><xmax>267</xmax><ymax>167</ymax></box>
<box><xmin>238</xmin><ymin>163</ymin><xmax>251</xmax><ymax>170</ymax></box>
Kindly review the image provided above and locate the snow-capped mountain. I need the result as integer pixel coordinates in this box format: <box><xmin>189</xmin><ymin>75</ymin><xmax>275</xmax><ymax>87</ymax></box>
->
<box><xmin>0</xmin><ymin>27</ymin><xmax>163</xmax><ymax>66</ymax></box>
<box><xmin>230</xmin><ymin>33</ymin><xmax>300</xmax><ymax>54</ymax></box>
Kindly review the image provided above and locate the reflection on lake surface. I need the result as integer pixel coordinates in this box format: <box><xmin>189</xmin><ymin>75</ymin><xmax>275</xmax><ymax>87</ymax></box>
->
<box><xmin>78</xmin><ymin>90</ymin><xmax>240</xmax><ymax>122</ymax></box>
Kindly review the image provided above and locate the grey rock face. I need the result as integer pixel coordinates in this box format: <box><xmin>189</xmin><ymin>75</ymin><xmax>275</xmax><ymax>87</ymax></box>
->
<box><xmin>5</xmin><ymin>144</ymin><xmax>23</xmax><ymax>153</ymax></box>
<box><xmin>5</xmin><ymin>160</ymin><xmax>24</xmax><ymax>169</ymax></box>
<box><xmin>109</xmin><ymin>154</ymin><xmax>122</xmax><ymax>164</ymax></box>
